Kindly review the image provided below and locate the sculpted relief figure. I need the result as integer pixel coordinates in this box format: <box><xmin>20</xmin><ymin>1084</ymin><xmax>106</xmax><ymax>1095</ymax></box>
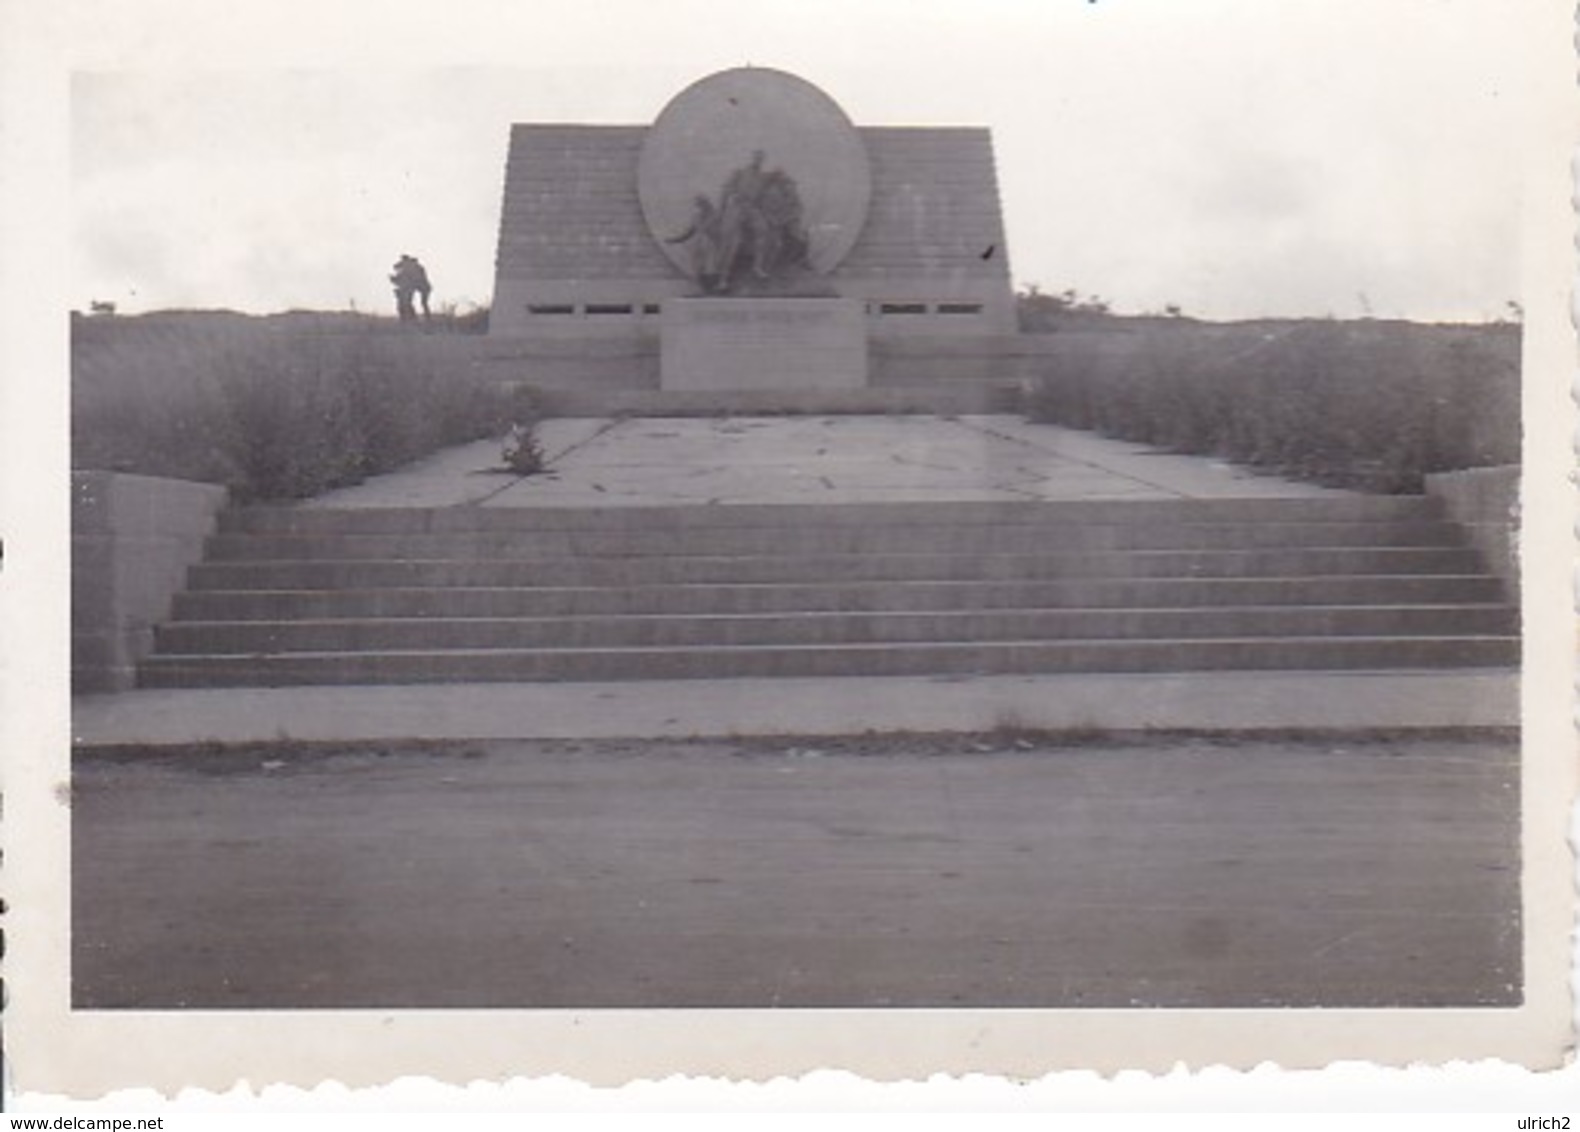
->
<box><xmin>666</xmin><ymin>195</ymin><xmax>729</xmax><ymax>293</ymax></box>
<box><xmin>668</xmin><ymin>150</ymin><xmax>812</xmax><ymax>294</ymax></box>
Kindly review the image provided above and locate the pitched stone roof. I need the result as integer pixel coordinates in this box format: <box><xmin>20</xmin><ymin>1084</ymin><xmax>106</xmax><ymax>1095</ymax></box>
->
<box><xmin>495</xmin><ymin>125</ymin><xmax>670</xmax><ymax>281</ymax></box>
<box><xmin>494</xmin><ymin>124</ymin><xmax>1012</xmax><ymax>284</ymax></box>
<box><xmin>841</xmin><ymin>127</ymin><xmax>1010</xmax><ymax>281</ymax></box>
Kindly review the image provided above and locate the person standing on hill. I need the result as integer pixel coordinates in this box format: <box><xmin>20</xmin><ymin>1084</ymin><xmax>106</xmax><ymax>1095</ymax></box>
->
<box><xmin>390</xmin><ymin>254</ymin><xmax>433</xmax><ymax>322</ymax></box>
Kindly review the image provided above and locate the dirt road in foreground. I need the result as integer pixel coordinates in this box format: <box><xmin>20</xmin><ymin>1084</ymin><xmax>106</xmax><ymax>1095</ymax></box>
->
<box><xmin>72</xmin><ymin>733</ymin><xmax>1519</xmax><ymax>1009</ymax></box>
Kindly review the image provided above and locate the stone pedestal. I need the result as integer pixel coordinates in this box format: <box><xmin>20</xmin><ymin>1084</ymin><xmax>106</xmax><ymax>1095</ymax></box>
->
<box><xmin>661</xmin><ymin>297</ymin><xmax>867</xmax><ymax>391</ymax></box>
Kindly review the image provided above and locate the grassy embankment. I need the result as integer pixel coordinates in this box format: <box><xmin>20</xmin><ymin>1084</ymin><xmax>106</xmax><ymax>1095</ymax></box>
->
<box><xmin>73</xmin><ymin>308</ymin><xmax>1520</xmax><ymax>500</ymax></box>
<box><xmin>1019</xmin><ymin>315</ymin><xmax>1519</xmax><ymax>492</ymax></box>
<box><xmin>72</xmin><ymin>310</ymin><xmax>531</xmax><ymax>502</ymax></box>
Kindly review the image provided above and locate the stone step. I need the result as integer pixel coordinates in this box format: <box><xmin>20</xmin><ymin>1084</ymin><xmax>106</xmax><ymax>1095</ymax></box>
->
<box><xmin>137</xmin><ymin>635</ymin><xmax>1520</xmax><ymax>688</ymax></box>
<box><xmin>202</xmin><ymin>520</ymin><xmax>1465</xmax><ymax>563</ymax></box>
<box><xmin>184</xmin><ymin>546</ymin><xmax>1486</xmax><ymax>592</ymax></box>
<box><xmin>531</xmin><ymin>385</ymin><xmax>1014</xmax><ymax>418</ymax></box>
<box><xmin>219</xmin><ymin>495</ymin><xmax>1442</xmax><ymax>534</ymax></box>
<box><xmin>171</xmin><ymin>574</ymin><xmax>1506</xmax><ymax>622</ymax></box>
<box><xmin>154</xmin><ymin>604</ymin><xmax>1518</xmax><ymax>655</ymax></box>
<box><xmin>145</xmin><ymin>491</ymin><xmax>1512</xmax><ymax>687</ymax></box>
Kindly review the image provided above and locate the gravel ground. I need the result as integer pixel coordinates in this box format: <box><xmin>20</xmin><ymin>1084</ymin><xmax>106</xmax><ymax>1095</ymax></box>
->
<box><xmin>72</xmin><ymin>731</ymin><xmax>1521</xmax><ymax>1010</ymax></box>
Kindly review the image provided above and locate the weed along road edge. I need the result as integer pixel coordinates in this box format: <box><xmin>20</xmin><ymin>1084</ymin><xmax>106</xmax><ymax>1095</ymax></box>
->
<box><xmin>72</xmin><ymin>732</ymin><xmax>1520</xmax><ymax>1010</ymax></box>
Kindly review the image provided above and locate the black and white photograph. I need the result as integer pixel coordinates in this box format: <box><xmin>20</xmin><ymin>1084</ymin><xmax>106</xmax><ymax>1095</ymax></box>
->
<box><xmin>4</xmin><ymin>0</ymin><xmax>1575</xmax><ymax>1110</ymax></box>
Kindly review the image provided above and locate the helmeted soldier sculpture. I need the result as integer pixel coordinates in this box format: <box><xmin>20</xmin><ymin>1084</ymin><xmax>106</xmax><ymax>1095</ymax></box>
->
<box><xmin>667</xmin><ymin>150</ymin><xmax>812</xmax><ymax>295</ymax></box>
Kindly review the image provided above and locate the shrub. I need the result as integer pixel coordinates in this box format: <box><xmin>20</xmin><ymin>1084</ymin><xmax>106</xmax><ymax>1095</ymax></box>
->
<box><xmin>1016</xmin><ymin>285</ymin><xmax>1115</xmax><ymax>332</ymax></box>
<box><xmin>1021</xmin><ymin>320</ymin><xmax>1519</xmax><ymax>493</ymax></box>
<box><xmin>73</xmin><ymin>312</ymin><xmax>538</xmax><ymax>501</ymax></box>
<box><xmin>419</xmin><ymin>302</ymin><xmax>491</xmax><ymax>335</ymax></box>
<box><xmin>449</xmin><ymin>304</ymin><xmax>490</xmax><ymax>335</ymax></box>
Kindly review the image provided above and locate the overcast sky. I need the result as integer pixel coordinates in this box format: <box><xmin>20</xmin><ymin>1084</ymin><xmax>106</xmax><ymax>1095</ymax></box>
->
<box><xmin>65</xmin><ymin>0</ymin><xmax>1544</xmax><ymax>321</ymax></box>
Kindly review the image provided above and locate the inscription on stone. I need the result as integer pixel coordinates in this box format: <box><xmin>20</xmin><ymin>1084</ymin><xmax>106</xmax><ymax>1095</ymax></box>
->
<box><xmin>692</xmin><ymin>308</ymin><xmax>832</xmax><ymax>325</ymax></box>
<box><xmin>661</xmin><ymin>297</ymin><xmax>867</xmax><ymax>392</ymax></box>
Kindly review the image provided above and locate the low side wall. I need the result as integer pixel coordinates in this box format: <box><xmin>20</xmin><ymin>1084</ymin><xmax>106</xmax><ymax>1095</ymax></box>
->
<box><xmin>870</xmin><ymin>333</ymin><xmax>1063</xmax><ymax>386</ymax></box>
<box><xmin>73</xmin><ymin>471</ymin><xmax>229</xmax><ymax>693</ymax></box>
<box><xmin>464</xmin><ymin>331</ymin><xmax>1061</xmax><ymax>392</ymax></box>
<box><xmin>462</xmin><ymin>334</ymin><xmax>661</xmax><ymax>389</ymax></box>
<box><xmin>1424</xmin><ymin>465</ymin><xmax>1520</xmax><ymax>600</ymax></box>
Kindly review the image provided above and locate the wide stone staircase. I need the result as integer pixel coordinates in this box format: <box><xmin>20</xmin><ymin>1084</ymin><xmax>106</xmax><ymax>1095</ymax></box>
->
<box><xmin>137</xmin><ymin>496</ymin><xmax>1519</xmax><ymax>688</ymax></box>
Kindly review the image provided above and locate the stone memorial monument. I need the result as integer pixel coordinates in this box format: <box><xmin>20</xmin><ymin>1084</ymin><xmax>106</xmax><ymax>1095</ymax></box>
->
<box><xmin>489</xmin><ymin>66</ymin><xmax>1016</xmax><ymax>396</ymax></box>
<box><xmin>640</xmin><ymin>69</ymin><xmax>870</xmax><ymax>390</ymax></box>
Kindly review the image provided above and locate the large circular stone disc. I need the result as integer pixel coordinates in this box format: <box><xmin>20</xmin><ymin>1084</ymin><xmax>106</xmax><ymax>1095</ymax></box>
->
<box><xmin>638</xmin><ymin>67</ymin><xmax>871</xmax><ymax>277</ymax></box>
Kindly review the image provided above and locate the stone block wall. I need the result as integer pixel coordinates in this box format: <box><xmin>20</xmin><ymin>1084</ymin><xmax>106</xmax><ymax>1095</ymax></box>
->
<box><xmin>462</xmin><ymin>331</ymin><xmax>1068</xmax><ymax>394</ymax></box>
<box><xmin>491</xmin><ymin>124</ymin><xmax>1015</xmax><ymax>338</ymax></box>
<box><xmin>1423</xmin><ymin>465</ymin><xmax>1520</xmax><ymax>600</ymax></box>
<box><xmin>462</xmin><ymin>334</ymin><xmax>662</xmax><ymax>389</ymax></box>
<box><xmin>73</xmin><ymin>471</ymin><xmax>228</xmax><ymax>693</ymax></box>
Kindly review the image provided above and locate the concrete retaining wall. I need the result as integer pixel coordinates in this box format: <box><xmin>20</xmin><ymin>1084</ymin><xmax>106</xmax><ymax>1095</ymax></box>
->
<box><xmin>461</xmin><ymin>331</ymin><xmax>1066</xmax><ymax>398</ymax></box>
<box><xmin>871</xmin><ymin>333</ymin><xmax>1067</xmax><ymax>385</ymax></box>
<box><xmin>1424</xmin><ymin>465</ymin><xmax>1519</xmax><ymax>600</ymax></box>
<box><xmin>464</xmin><ymin>335</ymin><xmax>661</xmax><ymax>390</ymax></box>
<box><xmin>73</xmin><ymin>471</ymin><xmax>229</xmax><ymax>693</ymax></box>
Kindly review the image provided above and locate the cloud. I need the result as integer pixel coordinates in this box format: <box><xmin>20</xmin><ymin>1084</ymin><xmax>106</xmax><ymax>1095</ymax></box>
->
<box><xmin>67</xmin><ymin>1</ymin><xmax>1533</xmax><ymax>320</ymax></box>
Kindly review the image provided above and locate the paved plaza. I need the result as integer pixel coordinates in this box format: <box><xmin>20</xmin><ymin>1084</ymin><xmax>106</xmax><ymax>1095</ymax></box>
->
<box><xmin>300</xmin><ymin>414</ymin><xmax>1348</xmax><ymax>511</ymax></box>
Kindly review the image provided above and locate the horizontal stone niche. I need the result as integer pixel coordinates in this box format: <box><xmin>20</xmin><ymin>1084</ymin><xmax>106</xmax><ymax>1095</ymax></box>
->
<box><xmin>661</xmin><ymin>297</ymin><xmax>867</xmax><ymax>392</ymax></box>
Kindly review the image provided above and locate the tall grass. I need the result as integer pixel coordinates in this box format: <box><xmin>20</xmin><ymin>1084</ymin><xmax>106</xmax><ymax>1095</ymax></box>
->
<box><xmin>73</xmin><ymin>312</ymin><xmax>535</xmax><ymax>501</ymax></box>
<box><xmin>1021</xmin><ymin>320</ymin><xmax>1519</xmax><ymax>492</ymax></box>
